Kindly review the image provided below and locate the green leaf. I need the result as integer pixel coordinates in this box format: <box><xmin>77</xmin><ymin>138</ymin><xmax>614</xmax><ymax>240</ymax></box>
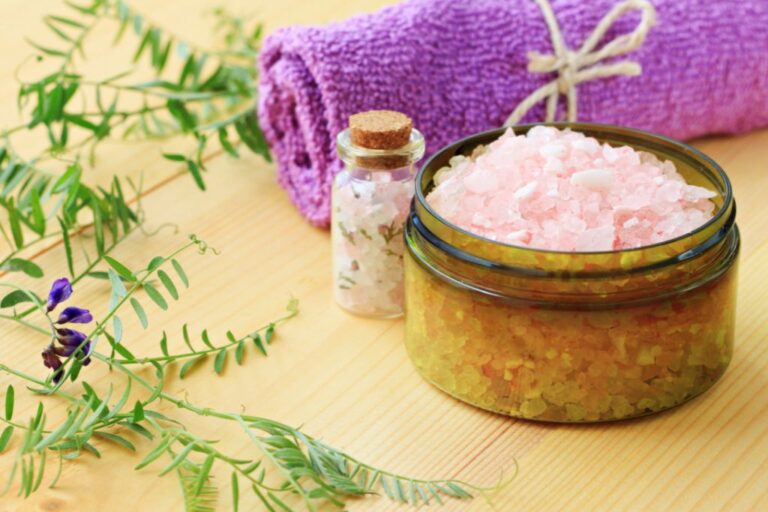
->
<box><xmin>380</xmin><ymin>476</ymin><xmax>394</xmax><ymax>499</ymax></box>
<box><xmin>265</xmin><ymin>324</ymin><xmax>275</xmax><ymax>344</ymax></box>
<box><xmin>135</xmin><ymin>436</ymin><xmax>172</xmax><ymax>470</ymax></box>
<box><xmin>194</xmin><ymin>453</ymin><xmax>215</xmax><ymax>496</ymax></box>
<box><xmin>120</xmin><ymin>421</ymin><xmax>154</xmax><ymax>440</ymax></box>
<box><xmin>59</xmin><ymin>218</ymin><xmax>75</xmax><ymax>277</ymax></box>
<box><xmin>130</xmin><ymin>298</ymin><xmax>148</xmax><ymax>328</ymax></box>
<box><xmin>178</xmin><ymin>53</ymin><xmax>197</xmax><ymax>87</ymax></box>
<box><xmin>106</xmin><ymin>331</ymin><xmax>134</xmax><ymax>360</ymax></box>
<box><xmin>394</xmin><ymin>478</ymin><xmax>406</xmax><ymax>502</ymax></box>
<box><xmin>1</xmin><ymin>290</ymin><xmax>39</xmax><ymax>308</ymax></box>
<box><xmin>45</xmin><ymin>19</ymin><xmax>74</xmax><ymax>42</ymax></box>
<box><xmin>35</xmin><ymin>409</ymin><xmax>77</xmax><ymax>450</ymax></box>
<box><xmin>166</xmin><ymin>99</ymin><xmax>196</xmax><ymax>131</ymax></box>
<box><xmin>108</xmin><ymin>378</ymin><xmax>132</xmax><ymax>419</ymax></box>
<box><xmin>26</xmin><ymin>39</ymin><xmax>67</xmax><ymax>57</ymax></box>
<box><xmin>132</xmin><ymin>13</ymin><xmax>143</xmax><ymax>35</ymax></box>
<box><xmin>179</xmin><ymin>356</ymin><xmax>204</xmax><ymax>379</ymax></box>
<box><xmin>49</xmin><ymin>15</ymin><xmax>86</xmax><ymax>28</ymax></box>
<box><xmin>132</xmin><ymin>401</ymin><xmax>145</xmax><ymax>422</ymax></box>
<box><xmin>186</xmin><ymin>159</ymin><xmax>206</xmax><ymax>191</ymax></box>
<box><xmin>29</xmin><ymin>189</ymin><xmax>46</xmax><ymax>235</ymax></box>
<box><xmin>235</xmin><ymin>341</ymin><xmax>245</xmax><ymax>365</ymax></box>
<box><xmin>156</xmin><ymin>40</ymin><xmax>172</xmax><ymax>72</ymax></box>
<box><xmin>0</xmin><ymin>426</ymin><xmax>13</xmax><ymax>453</ymax></box>
<box><xmin>235</xmin><ymin>113</ymin><xmax>272</xmax><ymax>162</ymax></box>
<box><xmin>160</xmin><ymin>331</ymin><xmax>169</xmax><ymax>356</ymax></box>
<box><xmin>201</xmin><ymin>329</ymin><xmax>214</xmax><ymax>349</ymax></box>
<box><xmin>113</xmin><ymin>316</ymin><xmax>124</xmax><ymax>343</ymax></box>
<box><xmin>93</xmin><ymin>431</ymin><xmax>136</xmax><ymax>451</ymax></box>
<box><xmin>32</xmin><ymin>450</ymin><xmax>46</xmax><ymax>492</ymax></box>
<box><xmin>143</xmin><ymin>283</ymin><xmax>168</xmax><ymax>310</ymax></box>
<box><xmin>53</xmin><ymin>162</ymin><xmax>81</xmax><ymax>192</ymax></box>
<box><xmin>231</xmin><ymin>472</ymin><xmax>239</xmax><ymax>512</ymax></box>
<box><xmin>63</xmin><ymin>113</ymin><xmax>99</xmax><ymax>132</ymax></box>
<box><xmin>147</xmin><ymin>256</ymin><xmax>164</xmax><ymax>271</ymax></box>
<box><xmin>82</xmin><ymin>442</ymin><xmax>101</xmax><ymax>458</ymax></box>
<box><xmin>252</xmin><ymin>334</ymin><xmax>266</xmax><ymax>356</ymax></box>
<box><xmin>159</xmin><ymin>442</ymin><xmax>196</xmax><ymax>477</ymax></box>
<box><xmin>1</xmin><ymin>258</ymin><xmax>43</xmax><ymax>278</ymax></box>
<box><xmin>8</xmin><ymin>205</ymin><xmax>24</xmax><ymax>248</ymax></box>
<box><xmin>182</xmin><ymin>324</ymin><xmax>193</xmax><ymax>351</ymax></box>
<box><xmin>172</xmin><ymin>259</ymin><xmax>188</xmax><ymax>288</ymax></box>
<box><xmin>267</xmin><ymin>492</ymin><xmax>292</xmax><ymax>512</ymax></box>
<box><xmin>162</xmin><ymin>152</ymin><xmax>185</xmax><ymax>162</ymax></box>
<box><xmin>104</xmin><ymin>256</ymin><xmax>134</xmax><ymax>281</ymax></box>
<box><xmin>157</xmin><ymin>270</ymin><xmax>178</xmax><ymax>300</ymax></box>
<box><xmin>108</xmin><ymin>268</ymin><xmax>128</xmax><ymax>298</ymax></box>
<box><xmin>5</xmin><ymin>385</ymin><xmax>14</xmax><ymax>421</ymax></box>
<box><xmin>445</xmin><ymin>481</ymin><xmax>472</xmax><ymax>498</ymax></box>
<box><xmin>132</xmin><ymin>28</ymin><xmax>152</xmax><ymax>62</ymax></box>
<box><xmin>218</xmin><ymin>128</ymin><xmax>239</xmax><ymax>158</ymax></box>
<box><xmin>214</xmin><ymin>349</ymin><xmax>227</xmax><ymax>375</ymax></box>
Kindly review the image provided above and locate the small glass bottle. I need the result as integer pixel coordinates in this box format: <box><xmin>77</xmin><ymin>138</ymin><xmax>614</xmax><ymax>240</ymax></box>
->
<box><xmin>332</xmin><ymin>111</ymin><xmax>425</xmax><ymax>318</ymax></box>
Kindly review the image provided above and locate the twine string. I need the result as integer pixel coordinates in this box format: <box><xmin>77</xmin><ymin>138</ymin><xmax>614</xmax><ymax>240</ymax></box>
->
<box><xmin>504</xmin><ymin>0</ymin><xmax>657</xmax><ymax>127</ymax></box>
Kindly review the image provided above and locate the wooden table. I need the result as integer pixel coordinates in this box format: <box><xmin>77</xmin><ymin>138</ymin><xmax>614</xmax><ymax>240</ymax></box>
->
<box><xmin>1</xmin><ymin>1</ymin><xmax>766</xmax><ymax>510</ymax></box>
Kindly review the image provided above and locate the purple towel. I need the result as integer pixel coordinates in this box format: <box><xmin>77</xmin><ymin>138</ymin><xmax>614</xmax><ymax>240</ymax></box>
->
<box><xmin>258</xmin><ymin>0</ymin><xmax>768</xmax><ymax>227</ymax></box>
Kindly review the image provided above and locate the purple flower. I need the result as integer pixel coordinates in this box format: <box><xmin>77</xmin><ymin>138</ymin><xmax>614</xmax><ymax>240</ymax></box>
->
<box><xmin>55</xmin><ymin>307</ymin><xmax>93</xmax><ymax>324</ymax></box>
<box><xmin>41</xmin><ymin>345</ymin><xmax>64</xmax><ymax>384</ymax></box>
<box><xmin>53</xmin><ymin>340</ymin><xmax>91</xmax><ymax>360</ymax></box>
<box><xmin>55</xmin><ymin>328</ymin><xmax>87</xmax><ymax>347</ymax></box>
<box><xmin>46</xmin><ymin>278</ymin><xmax>73</xmax><ymax>312</ymax></box>
<box><xmin>41</xmin><ymin>278</ymin><xmax>92</xmax><ymax>383</ymax></box>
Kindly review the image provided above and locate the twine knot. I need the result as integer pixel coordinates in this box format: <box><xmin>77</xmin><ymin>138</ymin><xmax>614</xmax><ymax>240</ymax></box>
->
<box><xmin>504</xmin><ymin>0</ymin><xmax>657</xmax><ymax>127</ymax></box>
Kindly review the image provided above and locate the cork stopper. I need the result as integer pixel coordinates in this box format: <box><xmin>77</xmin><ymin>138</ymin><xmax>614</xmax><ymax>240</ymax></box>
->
<box><xmin>350</xmin><ymin>110</ymin><xmax>413</xmax><ymax>150</ymax></box>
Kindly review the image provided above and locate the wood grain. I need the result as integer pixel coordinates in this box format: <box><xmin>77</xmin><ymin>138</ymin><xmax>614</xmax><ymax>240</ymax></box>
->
<box><xmin>1</xmin><ymin>1</ymin><xmax>767</xmax><ymax>511</ymax></box>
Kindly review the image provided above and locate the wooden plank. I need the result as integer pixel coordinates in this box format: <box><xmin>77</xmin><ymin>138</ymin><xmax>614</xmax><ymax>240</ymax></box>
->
<box><xmin>0</xmin><ymin>1</ymin><xmax>766</xmax><ymax>511</ymax></box>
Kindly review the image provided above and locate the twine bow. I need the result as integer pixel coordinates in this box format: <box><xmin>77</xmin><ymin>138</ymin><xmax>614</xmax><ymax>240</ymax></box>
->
<box><xmin>504</xmin><ymin>0</ymin><xmax>657</xmax><ymax>127</ymax></box>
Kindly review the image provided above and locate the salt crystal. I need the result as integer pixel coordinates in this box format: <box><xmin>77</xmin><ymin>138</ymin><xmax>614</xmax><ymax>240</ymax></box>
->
<box><xmin>623</xmin><ymin>217</ymin><xmax>640</xmax><ymax>228</ymax></box>
<box><xmin>570</xmin><ymin>169</ymin><xmax>614</xmax><ymax>190</ymax></box>
<box><xmin>539</xmin><ymin>143</ymin><xmax>567</xmax><ymax>159</ymax></box>
<box><xmin>464</xmin><ymin>170</ymin><xmax>498</xmax><ymax>194</ymax></box>
<box><xmin>573</xmin><ymin>138</ymin><xmax>600</xmax><ymax>154</ymax></box>
<box><xmin>505</xmin><ymin>230</ymin><xmax>530</xmax><ymax>243</ymax></box>
<box><xmin>426</xmin><ymin>127</ymin><xmax>717</xmax><ymax>251</ymax></box>
<box><xmin>528</xmin><ymin>125</ymin><xmax>558</xmax><ymax>140</ymax></box>
<box><xmin>543</xmin><ymin>157</ymin><xmax>564</xmax><ymax>174</ymax></box>
<box><xmin>514</xmin><ymin>181</ymin><xmax>538</xmax><ymax>200</ymax></box>
<box><xmin>603</xmin><ymin>145</ymin><xmax>620</xmax><ymax>163</ymax></box>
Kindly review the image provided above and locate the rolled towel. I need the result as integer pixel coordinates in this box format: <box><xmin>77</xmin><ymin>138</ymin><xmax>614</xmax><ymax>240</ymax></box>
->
<box><xmin>258</xmin><ymin>0</ymin><xmax>768</xmax><ymax>227</ymax></box>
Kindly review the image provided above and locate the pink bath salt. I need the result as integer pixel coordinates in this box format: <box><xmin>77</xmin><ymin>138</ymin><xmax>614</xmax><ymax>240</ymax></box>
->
<box><xmin>426</xmin><ymin>127</ymin><xmax>717</xmax><ymax>251</ymax></box>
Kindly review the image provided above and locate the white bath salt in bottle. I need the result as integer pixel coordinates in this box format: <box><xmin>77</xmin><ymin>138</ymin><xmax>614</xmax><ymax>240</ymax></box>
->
<box><xmin>332</xmin><ymin>110</ymin><xmax>425</xmax><ymax>318</ymax></box>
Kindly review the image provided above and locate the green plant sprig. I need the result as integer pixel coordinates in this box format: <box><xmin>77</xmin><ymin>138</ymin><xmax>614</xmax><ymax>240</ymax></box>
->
<box><xmin>114</xmin><ymin>298</ymin><xmax>299</xmax><ymax>378</ymax></box>
<box><xmin>0</xmin><ymin>300</ymin><xmax>486</xmax><ymax>510</ymax></box>
<box><xmin>1</xmin><ymin>351</ymin><xmax>486</xmax><ymax>510</ymax></box>
<box><xmin>2</xmin><ymin>0</ymin><xmax>269</xmax><ymax>287</ymax></box>
<box><xmin>0</xmin><ymin>234</ymin><xmax>487</xmax><ymax>509</ymax></box>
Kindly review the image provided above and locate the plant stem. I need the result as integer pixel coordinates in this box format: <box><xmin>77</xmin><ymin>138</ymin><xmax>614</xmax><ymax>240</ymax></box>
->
<box><xmin>0</xmin><ymin>231</ymin><xmax>64</xmax><ymax>269</ymax></box>
<box><xmin>0</xmin><ymin>314</ymin><xmax>49</xmax><ymax>336</ymax></box>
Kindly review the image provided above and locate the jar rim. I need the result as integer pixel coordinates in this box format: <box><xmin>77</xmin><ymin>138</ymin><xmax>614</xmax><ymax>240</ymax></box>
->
<box><xmin>414</xmin><ymin>122</ymin><xmax>734</xmax><ymax>258</ymax></box>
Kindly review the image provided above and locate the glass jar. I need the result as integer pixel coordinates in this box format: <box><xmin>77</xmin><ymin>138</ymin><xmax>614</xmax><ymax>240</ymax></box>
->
<box><xmin>332</xmin><ymin>127</ymin><xmax>425</xmax><ymax>317</ymax></box>
<box><xmin>404</xmin><ymin>123</ymin><xmax>739</xmax><ymax>422</ymax></box>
